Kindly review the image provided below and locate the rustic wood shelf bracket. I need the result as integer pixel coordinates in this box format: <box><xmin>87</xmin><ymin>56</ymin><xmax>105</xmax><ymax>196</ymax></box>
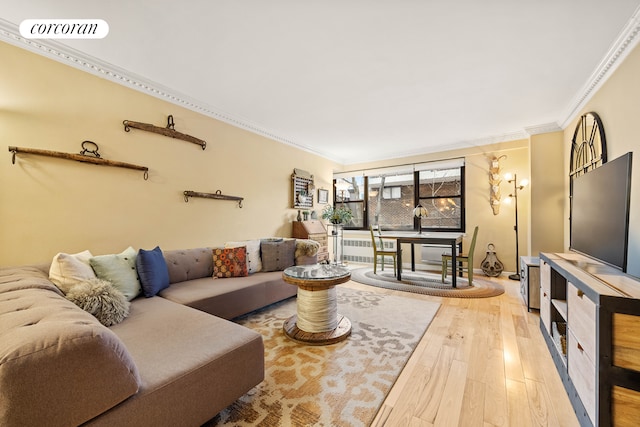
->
<box><xmin>8</xmin><ymin>142</ymin><xmax>149</xmax><ymax>180</ymax></box>
<box><xmin>123</xmin><ymin>115</ymin><xmax>207</xmax><ymax>150</ymax></box>
<box><xmin>183</xmin><ymin>190</ymin><xmax>243</xmax><ymax>208</ymax></box>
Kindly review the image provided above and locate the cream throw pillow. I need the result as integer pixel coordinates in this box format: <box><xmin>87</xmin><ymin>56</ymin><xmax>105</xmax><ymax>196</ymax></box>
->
<box><xmin>225</xmin><ymin>239</ymin><xmax>262</xmax><ymax>273</ymax></box>
<box><xmin>49</xmin><ymin>250</ymin><xmax>97</xmax><ymax>293</ymax></box>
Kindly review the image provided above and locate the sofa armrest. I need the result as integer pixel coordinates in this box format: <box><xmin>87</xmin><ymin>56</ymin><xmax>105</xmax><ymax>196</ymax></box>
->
<box><xmin>0</xmin><ymin>288</ymin><xmax>141</xmax><ymax>427</ymax></box>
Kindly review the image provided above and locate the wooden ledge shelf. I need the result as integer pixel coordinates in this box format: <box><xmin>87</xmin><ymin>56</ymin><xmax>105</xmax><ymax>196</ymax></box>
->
<box><xmin>183</xmin><ymin>190</ymin><xmax>243</xmax><ymax>207</ymax></box>
<box><xmin>8</xmin><ymin>145</ymin><xmax>149</xmax><ymax>180</ymax></box>
<box><xmin>123</xmin><ymin>115</ymin><xmax>207</xmax><ymax>150</ymax></box>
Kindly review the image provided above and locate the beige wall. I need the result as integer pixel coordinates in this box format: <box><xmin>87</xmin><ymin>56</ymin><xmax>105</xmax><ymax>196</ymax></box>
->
<box><xmin>562</xmin><ymin>43</ymin><xmax>640</xmax><ymax>278</ymax></box>
<box><xmin>341</xmin><ymin>138</ymin><xmax>539</xmax><ymax>274</ymax></box>
<box><xmin>530</xmin><ymin>131</ymin><xmax>565</xmax><ymax>256</ymax></box>
<box><xmin>0</xmin><ymin>41</ymin><xmax>337</xmax><ymax>266</ymax></box>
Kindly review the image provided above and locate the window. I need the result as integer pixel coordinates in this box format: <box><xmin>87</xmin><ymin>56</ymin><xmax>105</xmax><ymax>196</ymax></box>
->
<box><xmin>368</xmin><ymin>171</ymin><xmax>414</xmax><ymax>231</ymax></box>
<box><xmin>382</xmin><ymin>187</ymin><xmax>401</xmax><ymax>199</ymax></box>
<box><xmin>334</xmin><ymin>176</ymin><xmax>365</xmax><ymax>228</ymax></box>
<box><xmin>417</xmin><ymin>167</ymin><xmax>463</xmax><ymax>230</ymax></box>
<box><xmin>333</xmin><ymin>159</ymin><xmax>465</xmax><ymax>232</ymax></box>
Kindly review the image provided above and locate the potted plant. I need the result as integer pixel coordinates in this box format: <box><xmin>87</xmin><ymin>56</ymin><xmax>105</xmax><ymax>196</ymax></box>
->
<box><xmin>297</xmin><ymin>189</ymin><xmax>308</xmax><ymax>204</ymax></box>
<box><xmin>321</xmin><ymin>205</ymin><xmax>353</xmax><ymax>225</ymax></box>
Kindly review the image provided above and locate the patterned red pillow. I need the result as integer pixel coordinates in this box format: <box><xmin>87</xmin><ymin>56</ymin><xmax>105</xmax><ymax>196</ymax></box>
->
<box><xmin>212</xmin><ymin>247</ymin><xmax>248</xmax><ymax>278</ymax></box>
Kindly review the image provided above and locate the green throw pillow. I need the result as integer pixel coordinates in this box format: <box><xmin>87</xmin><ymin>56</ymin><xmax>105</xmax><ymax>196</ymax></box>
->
<box><xmin>89</xmin><ymin>247</ymin><xmax>141</xmax><ymax>301</ymax></box>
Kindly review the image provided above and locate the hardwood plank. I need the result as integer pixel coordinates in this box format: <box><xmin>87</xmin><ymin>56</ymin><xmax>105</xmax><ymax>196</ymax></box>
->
<box><xmin>459</xmin><ymin>378</ymin><xmax>485</xmax><ymax>427</ymax></box>
<box><xmin>506</xmin><ymin>378</ymin><xmax>533</xmax><ymax>427</ymax></box>
<box><xmin>525</xmin><ymin>378</ymin><xmax>556</xmax><ymax>427</ymax></box>
<box><xmin>500</xmin><ymin>297</ymin><xmax>526</xmax><ymax>383</ymax></box>
<box><xmin>483</xmin><ymin>348</ymin><xmax>509</xmax><ymax>426</ymax></box>
<box><xmin>432</xmin><ymin>359</ymin><xmax>468</xmax><ymax>426</ymax></box>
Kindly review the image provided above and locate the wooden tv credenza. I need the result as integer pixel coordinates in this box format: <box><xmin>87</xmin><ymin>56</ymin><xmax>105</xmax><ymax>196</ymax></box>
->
<box><xmin>539</xmin><ymin>252</ymin><xmax>640</xmax><ymax>427</ymax></box>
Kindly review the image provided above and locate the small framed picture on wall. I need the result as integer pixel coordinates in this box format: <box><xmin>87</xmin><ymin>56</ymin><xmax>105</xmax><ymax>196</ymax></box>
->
<box><xmin>318</xmin><ymin>188</ymin><xmax>329</xmax><ymax>204</ymax></box>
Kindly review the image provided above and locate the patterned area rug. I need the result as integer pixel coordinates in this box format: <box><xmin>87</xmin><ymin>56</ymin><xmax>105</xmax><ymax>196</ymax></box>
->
<box><xmin>350</xmin><ymin>267</ymin><xmax>505</xmax><ymax>298</ymax></box>
<box><xmin>206</xmin><ymin>287</ymin><xmax>440</xmax><ymax>427</ymax></box>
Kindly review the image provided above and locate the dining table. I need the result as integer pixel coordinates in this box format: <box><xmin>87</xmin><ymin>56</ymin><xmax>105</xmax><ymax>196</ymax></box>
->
<box><xmin>378</xmin><ymin>231</ymin><xmax>464</xmax><ymax>287</ymax></box>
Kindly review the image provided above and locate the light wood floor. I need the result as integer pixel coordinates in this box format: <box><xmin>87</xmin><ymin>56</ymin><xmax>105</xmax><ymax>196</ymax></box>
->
<box><xmin>343</xmin><ymin>273</ymin><xmax>580</xmax><ymax>427</ymax></box>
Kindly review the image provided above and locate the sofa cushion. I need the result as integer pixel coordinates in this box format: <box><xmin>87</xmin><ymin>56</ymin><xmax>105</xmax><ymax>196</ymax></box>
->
<box><xmin>159</xmin><ymin>271</ymin><xmax>297</xmax><ymax>319</ymax></box>
<box><xmin>48</xmin><ymin>250</ymin><xmax>96</xmax><ymax>293</ymax></box>
<box><xmin>87</xmin><ymin>297</ymin><xmax>264</xmax><ymax>426</ymax></box>
<box><xmin>163</xmin><ymin>248</ymin><xmax>214</xmax><ymax>284</ymax></box>
<box><xmin>0</xmin><ymin>277</ymin><xmax>141</xmax><ymax>427</ymax></box>
<box><xmin>213</xmin><ymin>247</ymin><xmax>248</xmax><ymax>278</ymax></box>
<box><xmin>0</xmin><ymin>266</ymin><xmax>64</xmax><ymax>295</ymax></box>
<box><xmin>90</xmin><ymin>247</ymin><xmax>141</xmax><ymax>301</ymax></box>
<box><xmin>225</xmin><ymin>239</ymin><xmax>262</xmax><ymax>273</ymax></box>
<box><xmin>136</xmin><ymin>246</ymin><xmax>170</xmax><ymax>297</ymax></box>
<box><xmin>260</xmin><ymin>239</ymin><xmax>296</xmax><ymax>272</ymax></box>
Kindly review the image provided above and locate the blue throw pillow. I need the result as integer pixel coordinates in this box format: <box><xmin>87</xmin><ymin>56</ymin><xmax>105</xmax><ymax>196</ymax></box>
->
<box><xmin>136</xmin><ymin>246</ymin><xmax>170</xmax><ymax>297</ymax></box>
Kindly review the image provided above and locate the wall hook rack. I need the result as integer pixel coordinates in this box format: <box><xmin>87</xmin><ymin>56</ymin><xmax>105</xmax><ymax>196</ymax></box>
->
<box><xmin>183</xmin><ymin>190</ymin><xmax>243</xmax><ymax>208</ymax></box>
<box><xmin>8</xmin><ymin>142</ymin><xmax>149</xmax><ymax>180</ymax></box>
<box><xmin>123</xmin><ymin>115</ymin><xmax>207</xmax><ymax>150</ymax></box>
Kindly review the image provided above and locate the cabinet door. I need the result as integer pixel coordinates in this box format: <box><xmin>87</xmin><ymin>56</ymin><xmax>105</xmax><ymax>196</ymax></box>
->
<box><xmin>568</xmin><ymin>282</ymin><xmax>596</xmax><ymax>362</ymax></box>
<box><xmin>540</xmin><ymin>260</ymin><xmax>551</xmax><ymax>333</ymax></box>
<box><xmin>568</xmin><ymin>330</ymin><xmax>596</xmax><ymax>424</ymax></box>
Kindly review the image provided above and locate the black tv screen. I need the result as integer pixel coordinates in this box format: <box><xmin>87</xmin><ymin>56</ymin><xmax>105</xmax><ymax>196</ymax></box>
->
<box><xmin>570</xmin><ymin>152</ymin><xmax>632</xmax><ymax>271</ymax></box>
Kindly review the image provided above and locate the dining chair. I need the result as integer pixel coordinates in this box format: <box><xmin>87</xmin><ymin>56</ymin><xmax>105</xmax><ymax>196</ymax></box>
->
<box><xmin>442</xmin><ymin>226</ymin><xmax>479</xmax><ymax>285</ymax></box>
<box><xmin>369</xmin><ymin>225</ymin><xmax>397</xmax><ymax>275</ymax></box>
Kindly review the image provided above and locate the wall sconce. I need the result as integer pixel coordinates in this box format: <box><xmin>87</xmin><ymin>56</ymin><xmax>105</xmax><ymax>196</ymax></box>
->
<box><xmin>489</xmin><ymin>155</ymin><xmax>506</xmax><ymax>215</ymax></box>
<box><xmin>413</xmin><ymin>204</ymin><xmax>428</xmax><ymax>234</ymax></box>
<box><xmin>504</xmin><ymin>172</ymin><xmax>528</xmax><ymax>280</ymax></box>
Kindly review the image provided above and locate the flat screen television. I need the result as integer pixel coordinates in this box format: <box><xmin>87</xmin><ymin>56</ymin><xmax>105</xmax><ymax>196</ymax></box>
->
<box><xmin>570</xmin><ymin>152</ymin><xmax>633</xmax><ymax>271</ymax></box>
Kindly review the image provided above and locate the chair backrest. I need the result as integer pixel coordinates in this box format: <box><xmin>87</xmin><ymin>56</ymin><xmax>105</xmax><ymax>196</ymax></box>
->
<box><xmin>369</xmin><ymin>225</ymin><xmax>382</xmax><ymax>251</ymax></box>
<box><xmin>467</xmin><ymin>226</ymin><xmax>479</xmax><ymax>262</ymax></box>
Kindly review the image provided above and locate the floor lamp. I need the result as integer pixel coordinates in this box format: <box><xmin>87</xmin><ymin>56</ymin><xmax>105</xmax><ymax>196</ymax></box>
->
<box><xmin>504</xmin><ymin>173</ymin><xmax>528</xmax><ymax>281</ymax></box>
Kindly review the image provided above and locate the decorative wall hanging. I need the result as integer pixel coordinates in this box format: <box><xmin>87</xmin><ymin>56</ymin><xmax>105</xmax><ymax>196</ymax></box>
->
<box><xmin>123</xmin><ymin>115</ymin><xmax>207</xmax><ymax>150</ymax></box>
<box><xmin>317</xmin><ymin>188</ymin><xmax>329</xmax><ymax>204</ymax></box>
<box><xmin>570</xmin><ymin>112</ymin><xmax>607</xmax><ymax>180</ymax></box>
<box><xmin>489</xmin><ymin>155</ymin><xmax>506</xmax><ymax>215</ymax></box>
<box><xmin>183</xmin><ymin>190</ymin><xmax>243</xmax><ymax>208</ymax></box>
<box><xmin>292</xmin><ymin>168</ymin><xmax>314</xmax><ymax>209</ymax></box>
<box><xmin>8</xmin><ymin>141</ymin><xmax>149</xmax><ymax>180</ymax></box>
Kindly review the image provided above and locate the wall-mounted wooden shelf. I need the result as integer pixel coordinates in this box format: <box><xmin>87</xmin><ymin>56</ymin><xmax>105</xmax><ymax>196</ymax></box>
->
<box><xmin>183</xmin><ymin>190</ymin><xmax>243</xmax><ymax>207</ymax></box>
<box><xmin>292</xmin><ymin>168</ymin><xmax>314</xmax><ymax>209</ymax></box>
<box><xmin>8</xmin><ymin>144</ymin><xmax>149</xmax><ymax>180</ymax></box>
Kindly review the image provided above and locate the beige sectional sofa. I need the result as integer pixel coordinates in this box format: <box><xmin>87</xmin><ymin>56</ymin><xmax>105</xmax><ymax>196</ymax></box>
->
<box><xmin>0</xmin><ymin>240</ymin><xmax>318</xmax><ymax>427</ymax></box>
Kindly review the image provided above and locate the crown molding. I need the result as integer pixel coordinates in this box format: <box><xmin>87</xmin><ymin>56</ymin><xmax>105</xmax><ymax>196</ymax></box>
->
<box><xmin>560</xmin><ymin>5</ymin><xmax>640</xmax><ymax>129</ymax></box>
<box><xmin>525</xmin><ymin>122</ymin><xmax>562</xmax><ymax>136</ymax></box>
<box><xmin>0</xmin><ymin>18</ymin><xmax>337</xmax><ymax>162</ymax></box>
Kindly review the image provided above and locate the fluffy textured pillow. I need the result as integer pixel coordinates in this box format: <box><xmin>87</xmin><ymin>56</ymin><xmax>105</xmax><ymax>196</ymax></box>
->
<box><xmin>225</xmin><ymin>239</ymin><xmax>262</xmax><ymax>273</ymax></box>
<box><xmin>261</xmin><ymin>239</ymin><xmax>296</xmax><ymax>272</ymax></box>
<box><xmin>295</xmin><ymin>239</ymin><xmax>320</xmax><ymax>258</ymax></box>
<box><xmin>136</xmin><ymin>246</ymin><xmax>170</xmax><ymax>297</ymax></box>
<box><xmin>65</xmin><ymin>279</ymin><xmax>130</xmax><ymax>326</ymax></box>
<box><xmin>89</xmin><ymin>247</ymin><xmax>141</xmax><ymax>301</ymax></box>
<box><xmin>49</xmin><ymin>250</ymin><xmax>97</xmax><ymax>293</ymax></box>
<box><xmin>212</xmin><ymin>247</ymin><xmax>248</xmax><ymax>278</ymax></box>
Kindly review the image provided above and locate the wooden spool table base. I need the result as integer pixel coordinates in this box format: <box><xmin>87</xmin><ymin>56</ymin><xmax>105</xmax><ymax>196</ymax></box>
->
<box><xmin>282</xmin><ymin>264</ymin><xmax>352</xmax><ymax>346</ymax></box>
<box><xmin>283</xmin><ymin>314</ymin><xmax>351</xmax><ymax>345</ymax></box>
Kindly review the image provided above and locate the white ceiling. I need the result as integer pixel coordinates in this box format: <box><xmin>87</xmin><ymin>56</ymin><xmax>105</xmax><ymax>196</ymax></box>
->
<box><xmin>2</xmin><ymin>1</ymin><xmax>640</xmax><ymax>164</ymax></box>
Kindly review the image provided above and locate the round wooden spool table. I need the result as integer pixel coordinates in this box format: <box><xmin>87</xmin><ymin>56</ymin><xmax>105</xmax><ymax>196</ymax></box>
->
<box><xmin>282</xmin><ymin>264</ymin><xmax>351</xmax><ymax>345</ymax></box>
